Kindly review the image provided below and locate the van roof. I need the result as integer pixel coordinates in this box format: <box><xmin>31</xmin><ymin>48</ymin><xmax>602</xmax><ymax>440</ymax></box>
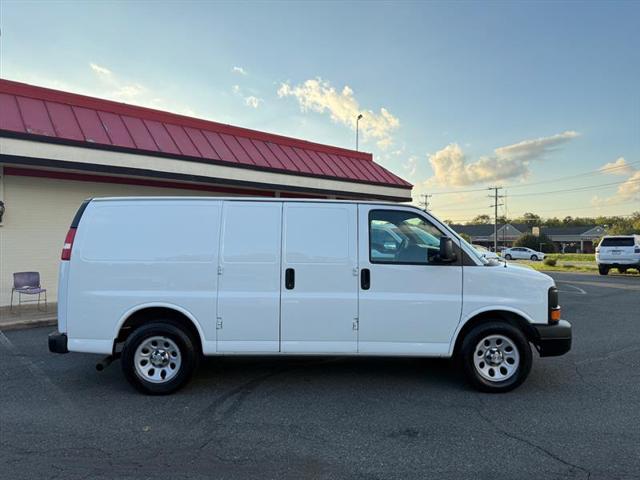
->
<box><xmin>88</xmin><ymin>196</ymin><xmax>412</xmax><ymax>207</ymax></box>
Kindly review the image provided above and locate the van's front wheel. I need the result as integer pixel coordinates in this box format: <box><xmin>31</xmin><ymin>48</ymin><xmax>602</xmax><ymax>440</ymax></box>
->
<box><xmin>460</xmin><ymin>322</ymin><xmax>532</xmax><ymax>393</ymax></box>
<box><xmin>121</xmin><ymin>322</ymin><xmax>198</xmax><ymax>395</ymax></box>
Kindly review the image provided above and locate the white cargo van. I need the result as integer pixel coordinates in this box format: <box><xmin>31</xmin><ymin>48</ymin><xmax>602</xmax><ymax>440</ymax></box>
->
<box><xmin>49</xmin><ymin>197</ymin><xmax>571</xmax><ymax>394</ymax></box>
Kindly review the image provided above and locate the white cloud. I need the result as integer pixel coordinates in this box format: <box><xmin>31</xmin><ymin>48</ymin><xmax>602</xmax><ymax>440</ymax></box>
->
<box><xmin>277</xmin><ymin>78</ymin><xmax>400</xmax><ymax>149</ymax></box>
<box><xmin>599</xmin><ymin>157</ymin><xmax>634</xmax><ymax>176</ymax></box>
<box><xmin>89</xmin><ymin>63</ymin><xmax>112</xmax><ymax>76</ymax></box>
<box><xmin>403</xmin><ymin>156</ymin><xmax>418</xmax><ymax>177</ymax></box>
<box><xmin>426</xmin><ymin>131</ymin><xmax>580</xmax><ymax>187</ymax></box>
<box><xmin>231</xmin><ymin>85</ymin><xmax>263</xmax><ymax>109</ymax></box>
<box><xmin>493</xmin><ymin>131</ymin><xmax>579</xmax><ymax>161</ymax></box>
<box><xmin>592</xmin><ymin>158</ymin><xmax>640</xmax><ymax>205</ymax></box>
<box><xmin>87</xmin><ymin>63</ymin><xmax>195</xmax><ymax>115</ymax></box>
<box><xmin>232</xmin><ymin>66</ymin><xmax>247</xmax><ymax>75</ymax></box>
<box><xmin>244</xmin><ymin>96</ymin><xmax>262</xmax><ymax>109</ymax></box>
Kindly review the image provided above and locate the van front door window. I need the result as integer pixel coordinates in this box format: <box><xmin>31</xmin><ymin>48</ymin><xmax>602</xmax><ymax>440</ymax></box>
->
<box><xmin>369</xmin><ymin>210</ymin><xmax>444</xmax><ymax>265</ymax></box>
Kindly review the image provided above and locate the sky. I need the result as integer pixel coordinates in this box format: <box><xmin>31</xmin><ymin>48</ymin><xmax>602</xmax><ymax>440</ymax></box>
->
<box><xmin>1</xmin><ymin>1</ymin><xmax>638</xmax><ymax>222</ymax></box>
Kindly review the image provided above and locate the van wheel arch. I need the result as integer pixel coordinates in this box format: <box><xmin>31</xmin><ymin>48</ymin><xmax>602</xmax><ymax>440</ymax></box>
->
<box><xmin>453</xmin><ymin>311</ymin><xmax>535</xmax><ymax>357</ymax></box>
<box><xmin>115</xmin><ymin>307</ymin><xmax>202</xmax><ymax>355</ymax></box>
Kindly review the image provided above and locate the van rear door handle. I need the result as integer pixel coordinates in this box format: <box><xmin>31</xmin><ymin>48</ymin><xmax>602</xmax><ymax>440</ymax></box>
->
<box><xmin>285</xmin><ymin>268</ymin><xmax>295</xmax><ymax>290</ymax></box>
<box><xmin>361</xmin><ymin>268</ymin><xmax>370</xmax><ymax>290</ymax></box>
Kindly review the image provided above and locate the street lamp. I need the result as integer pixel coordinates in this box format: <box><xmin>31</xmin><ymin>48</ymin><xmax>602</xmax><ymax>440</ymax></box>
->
<box><xmin>356</xmin><ymin>114</ymin><xmax>363</xmax><ymax>151</ymax></box>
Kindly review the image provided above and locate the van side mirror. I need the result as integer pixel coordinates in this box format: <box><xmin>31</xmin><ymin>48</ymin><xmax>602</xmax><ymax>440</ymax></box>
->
<box><xmin>438</xmin><ymin>236</ymin><xmax>457</xmax><ymax>263</ymax></box>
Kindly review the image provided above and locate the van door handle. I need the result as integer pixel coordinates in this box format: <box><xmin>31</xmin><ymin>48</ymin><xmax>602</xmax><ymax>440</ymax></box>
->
<box><xmin>285</xmin><ymin>268</ymin><xmax>295</xmax><ymax>290</ymax></box>
<box><xmin>361</xmin><ymin>268</ymin><xmax>370</xmax><ymax>290</ymax></box>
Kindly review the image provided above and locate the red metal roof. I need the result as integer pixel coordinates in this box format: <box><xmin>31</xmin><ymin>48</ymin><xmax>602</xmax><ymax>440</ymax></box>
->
<box><xmin>0</xmin><ymin>79</ymin><xmax>411</xmax><ymax>189</ymax></box>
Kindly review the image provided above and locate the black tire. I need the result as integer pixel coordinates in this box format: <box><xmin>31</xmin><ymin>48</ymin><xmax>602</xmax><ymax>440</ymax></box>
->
<box><xmin>530</xmin><ymin>255</ymin><xmax>538</xmax><ymax>261</ymax></box>
<box><xmin>121</xmin><ymin>321</ymin><xmax>199</xmax><ymax>395</ymax></box>
<box><xmin>504</xmin><ymin>254</ymin><xmax>512</xmax><ymax>260</ymax></box>
<box><xmin>460</xmin><ymin>322</ymin><xmax>532</xmax><ymax>393</ymax></box>
<box><xmin>598</xmin><ymin>265</ymin><xmax>609</xmax><ymax>276</ymax></box>
<box><xmin>618</xmin><ymin>267</ymin><xmax>627</xmax><ymax>274</ymax></box>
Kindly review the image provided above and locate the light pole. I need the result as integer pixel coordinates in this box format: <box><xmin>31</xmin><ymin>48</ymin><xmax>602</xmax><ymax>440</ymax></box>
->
<box><xmin>356</xmin><ymin>113</ymin><xmax>363</xmax><ymax>151</ymax></box>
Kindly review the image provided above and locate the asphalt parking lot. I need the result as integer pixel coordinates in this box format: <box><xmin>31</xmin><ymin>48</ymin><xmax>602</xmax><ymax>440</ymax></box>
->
<box><xmin>1</xmin><ymin>272</ymin><xmax>639</xmax><ymax>480</ymax></box>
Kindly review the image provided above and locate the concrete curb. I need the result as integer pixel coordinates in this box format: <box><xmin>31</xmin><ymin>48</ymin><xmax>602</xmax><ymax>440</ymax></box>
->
<box><xmin>0</xmin><ymin>317</ymin><xmax>57</xmax><ymax>331</ymax></box>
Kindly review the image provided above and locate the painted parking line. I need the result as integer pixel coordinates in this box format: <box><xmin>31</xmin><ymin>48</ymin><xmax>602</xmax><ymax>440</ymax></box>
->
<box><xmin>0</xmin><ymin>330</ymin><xmax>77</xmax><ymax>414</ymax></box>
<box><xmin>556</xmin><ymin>283</ymin><xmax>587</xmax><ymax>295</ymax></box>
<box><xmin>557</xmin><ymin>279</ymin><xmax>640</xmax><ymax>292</ymax></box>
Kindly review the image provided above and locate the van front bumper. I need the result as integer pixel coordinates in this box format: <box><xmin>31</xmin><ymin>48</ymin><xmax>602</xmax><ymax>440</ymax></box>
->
<box><xmin>48</xmin><ymin>331</ymin><xmax>68</xmax><ymax>354</ymax></box>
<box><xmin>532</xmin><ymin>320</ymin><xmax>572</xmax><ymax>357</ymax></box>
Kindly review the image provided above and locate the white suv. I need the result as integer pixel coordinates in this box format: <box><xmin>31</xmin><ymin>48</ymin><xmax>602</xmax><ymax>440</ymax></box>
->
<box><xmin>502</xmin><ymin>247</ymin><xmax>545</xmax><ymax>261</ymax></box>
<box><xmin>596</xmin><ymin>235</ymin><xmax>640</xmax><ymax>275</ymax></box>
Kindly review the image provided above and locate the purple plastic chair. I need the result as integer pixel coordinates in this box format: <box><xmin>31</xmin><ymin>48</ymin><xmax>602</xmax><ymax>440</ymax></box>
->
<box><xmin>10</xmin><ymin>272</ymin><xmax>47</xmax><ymax>313</ymax></box>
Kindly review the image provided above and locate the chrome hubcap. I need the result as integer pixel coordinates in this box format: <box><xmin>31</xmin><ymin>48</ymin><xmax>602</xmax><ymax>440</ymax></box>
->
<box><xmin>134</xmin><ymin>336</ymin><xmax>181</xmax><ymax>383</ymax></box>
<box><xmin>473</xmin><ymin>334</ymin><xmax>520</xmax><ymax>382</ymax></box>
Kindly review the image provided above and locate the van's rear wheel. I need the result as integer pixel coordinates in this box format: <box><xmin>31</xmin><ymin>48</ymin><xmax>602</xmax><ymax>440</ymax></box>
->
<box><xmin>460</xmin><ymin>322</ymin><xmax>532</xmax><ymax>393</ymax></box>
<box><xmin>121</xmin><ymin>321</ymin><xmax>198</xmax><ymax>395</ymax></box>
<box><xmin>598</xmin><ymin>265</ymin><xmax>609</xmax><ymax>276</ymax></box>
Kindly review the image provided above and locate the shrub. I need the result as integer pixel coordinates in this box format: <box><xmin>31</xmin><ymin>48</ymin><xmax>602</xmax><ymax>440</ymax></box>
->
<box><xmin>543</xmin><ymin>258</ymin><xmax>557</xmax><ymax>266</ymax></box>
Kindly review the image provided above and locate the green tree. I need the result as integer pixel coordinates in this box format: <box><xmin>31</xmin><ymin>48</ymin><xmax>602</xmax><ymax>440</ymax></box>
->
<box><xmin>519</xmin><ymin>212</ymin><xmax>542</xmax><ymax>226</ymax></box>
<box><xmin>514</xmin><ymin>233</ymin><xmax>557</xmax><ymax>253</ymax></box>
<box><xmin>471</xmin><ymin>214</ymin><xmax>491</xmax><ymax>224</ymax></box>
<box><xmin>458</xmin><ymin>232</ymin><xmax>472</xmax><ymax>243</ymax></box>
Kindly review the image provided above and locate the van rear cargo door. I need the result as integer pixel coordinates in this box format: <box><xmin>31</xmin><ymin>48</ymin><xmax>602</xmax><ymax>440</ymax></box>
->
<box><xmin>216</xmin><ymin>201</ymin><xmax>282</xmax><ymax>352</ymax></box>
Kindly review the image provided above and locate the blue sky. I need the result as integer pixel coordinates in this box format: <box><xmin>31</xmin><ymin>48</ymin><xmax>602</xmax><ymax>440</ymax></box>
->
<box><xmin>1</xmin><ymin>1</ymin><xmax>638</xmax><ymax>221</ymax></box>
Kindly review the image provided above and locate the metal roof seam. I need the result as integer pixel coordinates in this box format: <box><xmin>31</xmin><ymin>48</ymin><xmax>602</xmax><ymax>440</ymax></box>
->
<box><xmin>111</xmin><ymin>111</ymin><xmax>137</xmax><ymax>149</ymax></box>
<box><xmin>193</xmin><ymin>128</ymin><xmax>222</xmax><ymax>161</ymax></box>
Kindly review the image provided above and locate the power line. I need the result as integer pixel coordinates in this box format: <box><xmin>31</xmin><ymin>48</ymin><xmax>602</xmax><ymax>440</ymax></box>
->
<box><xmin>506</xmin><ymin>159</ymin><xmax>640</xmax><ymax>190</ymax></box>
<box><xmin>488</xmin><ymin>186</ymin><xmax>504</xmax><ymax>252</ymax></box>
<box><xmin>418</xmin><ymin>194</ymin><xmax>432</xmax><ymax>212</ymax></box>
<box><xmin>508</xmin><ymin>178</ymin><xmax>640</xmax><ymax>197</ymax></box>
<box><xmin>428</xmin><ymin>186</ymin><xmax>493</xmax><ymax>196</ymax></box>
<box><xmin>428</xmin><ymin>159</ymin><xmax>640</xmax><ymax>196</ymax></box>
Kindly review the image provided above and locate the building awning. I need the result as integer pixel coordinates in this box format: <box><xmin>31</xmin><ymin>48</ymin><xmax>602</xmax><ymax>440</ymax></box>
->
<box><xmin>0</xmin><ymin>79</ymin><xmax>412</xmax><ymax>201</ymax></box>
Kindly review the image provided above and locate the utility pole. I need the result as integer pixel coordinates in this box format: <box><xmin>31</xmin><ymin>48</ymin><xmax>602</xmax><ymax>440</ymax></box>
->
<box><xmin>418</xmin><ymin>193</ymin><xmax>432</xmax><ymax>212</ymax></box>
<box><xmin>488</xmin><ymin>186</ymin><xmax>504</xmax><ymax>252</ymax></box>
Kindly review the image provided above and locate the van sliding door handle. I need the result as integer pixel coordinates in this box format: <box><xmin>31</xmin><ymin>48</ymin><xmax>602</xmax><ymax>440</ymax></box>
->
<box><xmin>361</xmin><ymin>268</ymin><xmax>370</xmax><ymax>290</ymax></box>
<box><xmin>285</xmin><ymin>268</ymin><xmax>295</xmax><ymax>290</ymax></box>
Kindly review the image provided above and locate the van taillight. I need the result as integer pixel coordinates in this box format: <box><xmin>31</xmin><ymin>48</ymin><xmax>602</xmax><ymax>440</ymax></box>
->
<box><xmin>61</xmin><ymin>228</ymin><xmax>77</xmax><ymax>260</ymax></box>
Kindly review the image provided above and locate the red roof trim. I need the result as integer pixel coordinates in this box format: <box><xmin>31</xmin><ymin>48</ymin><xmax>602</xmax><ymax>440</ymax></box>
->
<box><xmin>0</xmin><ymin>78</ymin><xmax>413</xmax><ymax>189</ymax></box>
<box><xmin>0</xmin><ymin>79</ymin><xmax>372</xmax><ymax>161</ymax></box>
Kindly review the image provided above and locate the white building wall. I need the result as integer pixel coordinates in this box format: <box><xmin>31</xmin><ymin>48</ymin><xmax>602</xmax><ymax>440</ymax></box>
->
<box><xmin>0</xmin><ymin>174</ymin><xmax>225</xmax><ymax>307</ymax></box>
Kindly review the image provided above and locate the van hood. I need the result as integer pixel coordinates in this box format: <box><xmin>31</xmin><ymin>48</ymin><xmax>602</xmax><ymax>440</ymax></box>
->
<box><xmin>501</xmin><ymin>261</ymin><xmax>555</xmax><ymax>286</ymax></box>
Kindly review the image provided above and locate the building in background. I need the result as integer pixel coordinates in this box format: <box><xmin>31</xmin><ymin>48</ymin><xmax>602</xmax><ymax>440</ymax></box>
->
<box><xmin>450</xmin><ymin>223</ymin><xmax>606</xmax><ymax>253</ymax></box>
<box><xmin>450</xmin><ymin>224</ymin><xmax>528</xmax><ymax>249</ymax></box>
<box><xmin>0</xmin><ymin>79</ymin><xmax>412</xmax><ymax>307</ymax></box>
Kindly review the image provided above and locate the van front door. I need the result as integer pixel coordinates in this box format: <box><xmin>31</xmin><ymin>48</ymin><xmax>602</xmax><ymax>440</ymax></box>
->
<box><xmin>280</xmin><ymin>203</ymin><xmax>358</xmax><ymax>353</ymax></box>
<box><xmin>358</xmin><ymin>206</ymin><xmax>463</xmax><ymax>355</ymax></box>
